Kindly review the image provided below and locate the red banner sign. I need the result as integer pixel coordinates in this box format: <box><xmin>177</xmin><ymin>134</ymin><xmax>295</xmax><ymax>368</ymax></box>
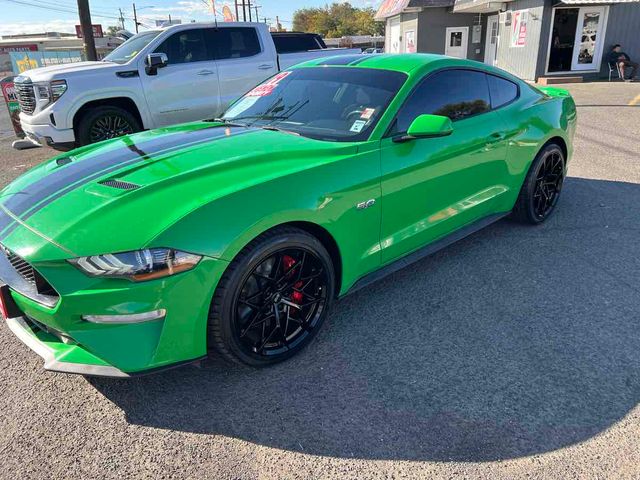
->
<box><xmin>1</xmin><ymin>78</ymin><xmax>24</xmax><ymax>137</ymax></box>
<box><xmin>0</xmin><ymin>44</ymin><xmax>38</xmax><ymax>54</ymax></box>
<box><xmin>75</xmin><ymin>25</ymin><xmax>104</xmax><ymax>38</ymax></box>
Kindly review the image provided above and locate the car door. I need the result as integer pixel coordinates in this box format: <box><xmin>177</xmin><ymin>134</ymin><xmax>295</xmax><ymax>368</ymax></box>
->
<box><xmin>380</xmin><ymin>69</ymin><xmax>510</xmax><ymax>264</ymax></box>
<box><xmin>144</xmin><ymin>28</ymin><xmax>221</xmax><ymax>127</ymax></box>
<box><xmin>210</xmin><ymin>27</ymin><xmax>278</xmax><ymax>115</ymax></box>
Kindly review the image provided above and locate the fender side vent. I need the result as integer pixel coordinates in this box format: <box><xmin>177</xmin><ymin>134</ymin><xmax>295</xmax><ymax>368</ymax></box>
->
<box><xmin>99</xmin><ymin>179</ymin><xmax>140</xmax><ymax>190</ymax></box>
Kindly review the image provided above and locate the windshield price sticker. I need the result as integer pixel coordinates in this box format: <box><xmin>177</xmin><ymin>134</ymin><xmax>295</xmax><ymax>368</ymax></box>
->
<box><xmin>360</xmin><ymin>108</ymin><xmax>376</xmax><ymax>120</ymax></box>
<box><xmin>247</xmin><ymin>71</ymin><xmax>292</xmax><ymax>97</ymax></box>
<box><xmin>350</xmin><ymin>120</ymin><xmax>367</xmax><ymax>133</ymax></box>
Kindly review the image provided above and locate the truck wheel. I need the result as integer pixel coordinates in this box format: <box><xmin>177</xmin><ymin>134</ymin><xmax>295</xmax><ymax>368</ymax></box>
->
<box><xmin>76</xmin><ymin>106</ymin><xmax>141</xmax><ymax>146</ymax></box>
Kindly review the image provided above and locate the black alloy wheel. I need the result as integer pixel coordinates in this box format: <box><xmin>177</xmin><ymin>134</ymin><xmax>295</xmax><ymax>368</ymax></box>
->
<box><xmin>532</xmin><ymin>148</ymin><xmax>564</xmax><ymax>220</ymax></box>
<box><xmin>89</xmin><ymin>114</ymin><xmax>135</xmax><ymax>143</ymax></box>
<box><xmin>233</xmin><ymin>248</ymin><xmax>329</xmax><ymax>357</ymax></box>
<box><xmin>512</xmin><ymin>143</ymin><xmax>566</xmax><ymax>224</ymax></box>
<box><xmin>76</xmin><ymin>106</ymin><xmax>142</xmax><ymax>146</ymax></box>
<box><xmin>208</xmin><ymin>227</ymin><xmax>335</xmax><ymax>366</ymax></box>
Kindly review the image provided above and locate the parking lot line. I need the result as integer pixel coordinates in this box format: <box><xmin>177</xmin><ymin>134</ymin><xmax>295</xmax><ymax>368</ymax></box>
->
<box><xmin>629</xmin><ymin>93</ymin><xmax>640</xmax><ymax>106</ymax></box>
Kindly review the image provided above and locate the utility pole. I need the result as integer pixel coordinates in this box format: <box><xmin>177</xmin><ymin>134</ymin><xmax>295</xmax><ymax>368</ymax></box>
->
<box><xmin>118</xmin><ymin>8</ymin><xmax>126</xmax><ymax>30</ymax></box>
<box><xmin>247</xmin><ymin>0</ymin><xmax>252</xmax><ymax>22</ymax></box>
<box><xmin>234</xmin><ymin>0</ymin><xmax>239</xmax><ymax>22</ymax></box>
<box><xmin>253</xmin><ymin>4</ymin><xmax>260</xmax><ymax>22</ymax></box>
<box><xmin>133</xmin><ymin>3</ymin><xmax>139</xmax><ymax>33</ymax></box>
<box><xmin>169</xmin><ymin>13</ymin><xmax>172</xmax><ymax>24</ymax></box>
<box><xmin>77</xmin><ymin>0</ymin><xmax>97</xmax><ymax>61</ymax></box>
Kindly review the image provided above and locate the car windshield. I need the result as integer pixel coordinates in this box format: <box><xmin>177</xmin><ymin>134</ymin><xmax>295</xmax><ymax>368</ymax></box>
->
<box><xmin>222</xmin><ymin>67</ymin><xmax>407</xmax><ymax>142</ymax></box>
<box><xmin>103</xmin><ymin>31</ymin><xmax>162</xmax><ymax>64</ymax></box>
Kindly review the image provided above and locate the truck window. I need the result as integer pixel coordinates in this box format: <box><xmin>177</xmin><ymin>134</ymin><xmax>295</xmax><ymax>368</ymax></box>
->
<box><xmin>210</xmin><ymin>28</ymin><xmax>262</xmax><ymax>60</ymax></box>
<box><xmin>272</xmin><ymin>34</ymin><xmax>325</xmax><ymax>53</ymax></box>
<box><xmin>154</xmin><ymin>29</ymin><xmax>213</xmax><ymax>64</ymax></box>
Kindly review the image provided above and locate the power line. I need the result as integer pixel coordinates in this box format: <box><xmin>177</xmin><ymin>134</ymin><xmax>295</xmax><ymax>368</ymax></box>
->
<box><xmin>0</xmin><ymin>0</ymin><xmax>134</xmax><ymax>22</ymax></box>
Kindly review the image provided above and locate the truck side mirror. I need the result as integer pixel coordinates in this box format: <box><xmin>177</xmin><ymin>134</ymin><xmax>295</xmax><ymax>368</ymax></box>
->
<box><xmin>145</xmin><ymin>53</ymin><xmax>168</xmax><ymax>76</ymax></box>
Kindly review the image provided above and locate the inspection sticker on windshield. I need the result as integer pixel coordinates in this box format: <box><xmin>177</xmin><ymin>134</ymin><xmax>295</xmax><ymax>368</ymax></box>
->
<box><xmin>360</xmin><ymin>108</ymin><xmax>376</xmax><ymax>120</ymax></box>
<box><xmin>247</xmin><ymin>71</ymin><xmax>292</xmax><ymax>97</ymax></box>
<box><xmin>350</xmin><ymin>120</ymin><xmax>367</xmax><ymax>133</ymax></box>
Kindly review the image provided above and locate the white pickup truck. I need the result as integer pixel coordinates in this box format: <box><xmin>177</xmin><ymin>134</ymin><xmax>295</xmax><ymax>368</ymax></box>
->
<box><xmin>14</xmin><ymin>23</ymin><xmax>360</xmax><ymax>150</ymax></box>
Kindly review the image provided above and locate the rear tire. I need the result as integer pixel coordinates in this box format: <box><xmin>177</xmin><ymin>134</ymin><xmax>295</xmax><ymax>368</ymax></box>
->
<box><xmin>76</xmin><ymin>106</ymin><xmax>141</xmax><ymax>146</ymax></box>
<box><xmin>208</xmin><ymin>227</ymin><xmax>335</xmax><ymax>367</ymax></box>
<box><xmin>512</xmin><ymin>143</ymin><xmax>566</xmax><ymax>224</ymax></box>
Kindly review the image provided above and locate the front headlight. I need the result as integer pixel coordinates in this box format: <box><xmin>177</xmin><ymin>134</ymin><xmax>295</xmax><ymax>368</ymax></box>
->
<box><xmin>68</xmin><ymin>248</ymin><xmax>202</xmax><ymax>282</ymax></box>
<box><xmin>36</xmin><ymin>80</ymin><xmax>67</xmax><ymax>106</ymax></box>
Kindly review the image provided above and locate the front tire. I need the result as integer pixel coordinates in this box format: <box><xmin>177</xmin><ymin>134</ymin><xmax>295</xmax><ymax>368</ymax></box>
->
<box><xmin>512</xmin><ymin>143</ymin><xmax>566</xmax><ymax>224</ymax></box>
<box><xmin>208</xmin><ymin>227</ymin><xmax>335</xmax><ymax>367</ymax></box>
<box><xmin>76</xmin><ymin>106</ymin><xmax>141</xmax><ymax>146</ymax></box>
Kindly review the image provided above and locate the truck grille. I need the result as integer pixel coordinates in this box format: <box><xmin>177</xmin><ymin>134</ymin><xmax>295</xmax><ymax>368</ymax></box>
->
<box><xmin>15</xmin><ymin>83</ymin><xmax>36</xmax><ymax>115</ymax></box>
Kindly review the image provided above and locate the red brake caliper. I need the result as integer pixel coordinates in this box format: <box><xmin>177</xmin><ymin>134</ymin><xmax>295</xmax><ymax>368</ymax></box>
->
<box><xmin>282</xmin><ymin>255</ymin><xmax>304</xmax><ymax>305</ymax></box>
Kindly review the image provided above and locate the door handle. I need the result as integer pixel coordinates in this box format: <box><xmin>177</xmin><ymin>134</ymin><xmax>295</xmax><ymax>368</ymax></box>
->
<box><xmin>197</xmin><ymin>69</ymin><xmax>215</xmax><ymax>76</ymax></box>
<box><xmin>487</xmin><ymin>132</ymin><xmax>506</xmax><ymax>143</ymax></box>
<box><xmin>258</xmin><ymin>64</ymin><xmax>274</xmax><ymax>70</ymax></box>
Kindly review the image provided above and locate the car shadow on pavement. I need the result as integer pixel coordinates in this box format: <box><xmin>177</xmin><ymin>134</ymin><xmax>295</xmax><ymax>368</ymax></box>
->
<box><xmin>89</xmin><ymin>177</ymin><xmax>640</xmax><ymax>462</ymax></box>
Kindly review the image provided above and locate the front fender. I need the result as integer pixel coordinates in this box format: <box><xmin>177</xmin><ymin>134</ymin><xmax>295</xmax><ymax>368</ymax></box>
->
<box><xmin>148</xmin><ymin>147</ymin><xmax>383</xmax><ymax>296</ymax></box>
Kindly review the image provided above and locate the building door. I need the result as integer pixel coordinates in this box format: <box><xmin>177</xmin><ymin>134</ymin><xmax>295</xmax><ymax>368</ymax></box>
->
<box><xmin>571</xmin><ymin>6</ymin><xmax>607</xmax><ymax>71</ymax></box>
<box><xmin>445</xmin><ymin>27</ymin><xmax>468</xmax><ymax>59</ymax></box>
<box><xmin>484</xmin><ymin>15</ymin><xmax>499</xmax><ymax>66</ymax></box>
<box><xmin>389</xmin><ymin>16</ymin><xmax>401</xmax><ymax>53</ymax></box>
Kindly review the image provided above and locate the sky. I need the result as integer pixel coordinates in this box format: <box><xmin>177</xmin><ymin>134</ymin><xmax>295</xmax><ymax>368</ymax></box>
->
<box><xmin>0</xmin><ymin>0</ymin><xmax>382</xmax><ymax>36</ymax></box>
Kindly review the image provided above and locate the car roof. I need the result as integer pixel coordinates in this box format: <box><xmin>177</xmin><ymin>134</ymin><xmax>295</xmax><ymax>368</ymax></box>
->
<box><xmin>295</xmin><ymin>53</ymin><xmax>523</xmax><ymax>82</ymax></box>
<box><xmin>296</xmin><ymin>53</ymin><xmax>456</xmax><ymax>73</ymax></box>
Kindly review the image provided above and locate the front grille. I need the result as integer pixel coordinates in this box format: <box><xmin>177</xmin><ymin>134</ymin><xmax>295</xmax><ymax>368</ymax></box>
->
<box><xmin>6</xmin><ymin>250</ymin><xmax>36</xmax><ymax>285</ymax></box>
<box><xmin>15</xmin><ymin>83</ymin><xmax>36</xmax><ymax>115</ymax></box>
<box><xmin>0</xmin><ymin>244</ymin><xmax>59</xmax><ymax>305</ymax></box>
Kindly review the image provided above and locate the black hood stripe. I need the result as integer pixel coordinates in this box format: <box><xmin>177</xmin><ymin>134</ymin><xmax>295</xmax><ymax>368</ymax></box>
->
<box><xmin>0</xmin><ymin>125</ymin><xmax>254</xmax><ymax>241</ymax></box>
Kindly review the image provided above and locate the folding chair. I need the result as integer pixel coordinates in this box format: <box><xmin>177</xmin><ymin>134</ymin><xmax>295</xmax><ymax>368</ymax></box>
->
<box><xmin>608</xmin><ymin>61</ymin><xmax>624</xmax><ymax>81</ymax></box>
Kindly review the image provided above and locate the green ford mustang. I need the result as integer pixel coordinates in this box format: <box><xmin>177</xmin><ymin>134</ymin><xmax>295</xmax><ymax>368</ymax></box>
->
<box><xmin>0</xmin><ymin>54</ymin><xmax>576</xmax><ymax>377</ymax></box>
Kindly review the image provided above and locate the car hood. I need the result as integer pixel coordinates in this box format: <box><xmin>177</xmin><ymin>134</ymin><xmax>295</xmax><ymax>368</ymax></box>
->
<box><xmin>18</xmin><ymin>61</ymin><xmax>121</xmax><ymax>82</ymax></box>
<box><xmin>0</xmin><ymin>122</ymin><xmax>357</xmax><ymax>261</ymax></box>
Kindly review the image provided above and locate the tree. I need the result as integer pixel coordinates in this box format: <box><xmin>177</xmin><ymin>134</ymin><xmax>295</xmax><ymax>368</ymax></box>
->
<box><xmin>293</xmin><ymin>3</ymin><xmax>384</xmax><ymax>38</ymax></box>
<box><xmin>105</xmin><ymin>25</ymin><xmax>121</xmax><ymax>36</ymax></box>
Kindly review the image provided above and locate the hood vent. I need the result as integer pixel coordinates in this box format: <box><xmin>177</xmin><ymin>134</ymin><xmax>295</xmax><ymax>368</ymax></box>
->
<box><xmin>99</xmin><ymin>179</ymin><xmax>140</xmax><ymax>191</ymax></box>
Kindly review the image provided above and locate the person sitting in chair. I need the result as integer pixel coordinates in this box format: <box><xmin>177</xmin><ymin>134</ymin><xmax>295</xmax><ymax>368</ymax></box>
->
<box><xmin>607</xmin><ymin>44</ymin><xmax>638</xmax><ymax>81</ymax></box>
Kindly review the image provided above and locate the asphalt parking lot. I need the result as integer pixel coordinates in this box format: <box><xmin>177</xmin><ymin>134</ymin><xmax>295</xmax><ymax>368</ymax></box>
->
<box><xmin>0</xmin><ymin>82</ymin><xmax>639</xmax><ymax>479</ymax></box>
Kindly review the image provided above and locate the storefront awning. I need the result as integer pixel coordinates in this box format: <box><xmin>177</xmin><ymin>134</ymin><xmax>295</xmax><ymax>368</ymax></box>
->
<box><xmin>453</xmin><ymin>0</ymin><xmax>513</xmax><ymax>12</ymax></box>
<box><xmin>375</xmin><ymin>0</ymin><xmax>455</xmax><ymax>19</ymax></box>
<box><xmin>375</xmin><ymin>0</ymin><xmax>411</xmax><ymax>19</ymax></box>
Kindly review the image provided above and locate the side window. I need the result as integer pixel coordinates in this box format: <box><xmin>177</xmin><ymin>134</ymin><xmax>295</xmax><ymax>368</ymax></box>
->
<box><xmin>487</xmin><ymin>74</ymin><xmax>519</xmax><ymax>109</ymax></box>
<box><xmin>393</xmin><ymin>69</ymin><xmax>491</xmax><ymax>134</ymax></box>
<box><xmin>212</xmin><ymin>28</ymin><xmax>262</xmax><ymax>60</ymax></box>
<box><xmin>154</xmin><ymin>29</ymin><xmax>211</xmax><ymax>64</ymax></box>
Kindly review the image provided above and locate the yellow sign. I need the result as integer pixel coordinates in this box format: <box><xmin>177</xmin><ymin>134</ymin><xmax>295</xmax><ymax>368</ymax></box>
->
<box><xmin>16</xmin><ymin>55</ymin><xmax>38</xmax><ymax>73</ymax></box>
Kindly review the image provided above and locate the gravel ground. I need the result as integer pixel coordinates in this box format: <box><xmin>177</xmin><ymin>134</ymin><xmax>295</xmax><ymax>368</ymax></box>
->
<box><xmin>0</xmin><ymin>82</ymin><xmax>639</xmax><ymax>480</ymax></box>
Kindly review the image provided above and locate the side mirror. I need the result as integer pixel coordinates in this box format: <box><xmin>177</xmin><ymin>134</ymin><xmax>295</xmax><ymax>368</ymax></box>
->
<box><xmin>145</xmin><ymin>53</ymin><xmax>168</xmax><ymax>75</ymax></box>
<box><xmin>393</xmin><ymin>114</ymin><xmax>453</xmax><ymax>143</ymax></box>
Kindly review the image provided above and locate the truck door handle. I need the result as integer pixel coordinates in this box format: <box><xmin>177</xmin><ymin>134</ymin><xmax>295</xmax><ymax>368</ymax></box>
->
<box><xmin>258</xmin><ymin>64</ymin><xmax>274</xmax><ymax>70</ymax></box>
<box><xmin>197</xmin><ymin>69</ymin><xmax>215</xmax><ymax>76</ymax></box>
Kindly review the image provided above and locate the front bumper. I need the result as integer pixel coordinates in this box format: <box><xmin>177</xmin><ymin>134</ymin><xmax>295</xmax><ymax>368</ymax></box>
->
<box><xmin>6</xmin><ymin>315</ymin><xmax>132</xmax><ymax>377</ymax></box>
<box><xmin>18</xmin><ymin>118</ymin><xmax>75</xmax><ymax>149</ymax></box>
<box><xmin>2</xmin><ymin>256</ymin><xmax>229</xmax><ymax>376</ymax></box>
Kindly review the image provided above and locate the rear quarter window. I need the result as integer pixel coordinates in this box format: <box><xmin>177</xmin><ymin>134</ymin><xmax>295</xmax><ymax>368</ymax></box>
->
<box><xmin>487</xmin><ymin>74</ymin><xmax>519</xmax><ymax>109</ymax></box>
